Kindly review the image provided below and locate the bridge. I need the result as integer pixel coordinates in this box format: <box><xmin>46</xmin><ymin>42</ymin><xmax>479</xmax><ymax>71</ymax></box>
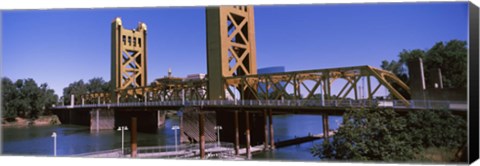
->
<box><xmin>54</xmin><ymin>99</ymin><xmax>466</xmax><ymax>115</ymax></box>
<box><xmin>51</xmin><ymin>6</ymin><xmax>467</xmax><ymax>159</ymax></box>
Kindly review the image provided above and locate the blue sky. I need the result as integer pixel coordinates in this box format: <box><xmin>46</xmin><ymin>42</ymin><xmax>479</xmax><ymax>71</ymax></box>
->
<box><xmin>1</xmin><ymin>2</ymin><xmax>469</xmax><ymax>96</ymax></box>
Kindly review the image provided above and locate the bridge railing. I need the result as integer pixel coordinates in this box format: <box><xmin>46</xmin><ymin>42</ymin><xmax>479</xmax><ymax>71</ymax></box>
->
<box><xmin>188</xmin><ymin>99</ymin><xmax>375</xmax><ymax>107</ymax></box>
<box><xmin>71</xmin><ymin>142</ymin><xmax>234</xmax><ymax>158</ymax></box>
<box><xmin>123</xmin><ymin>142</ymin><xmax>234</xmax><ymax>159</ymax></box>
<box><xmin>54</xmin><ymin>99</ymin><xmax>467</xmax><ymax>111</ymax></box>
<box><xmin>72</xmin><ymin>148</ymin><xmax>124</xmax><ymax>158</ymax></box>
<box><xmin>399</xmin><ymin>100</ymin><xmax>467</xmax><ymax>111</ymax></box>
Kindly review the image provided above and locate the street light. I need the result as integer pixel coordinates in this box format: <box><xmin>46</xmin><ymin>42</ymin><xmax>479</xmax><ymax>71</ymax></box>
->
<box><xmin>214</xmin><ymin>125</ymin><xmax>223</xmax><ymax>146</ymax></box>
<box><xmin>171</xmin><ymin>125</ymin><xmax>180</xmax><ymax>151</ymax></box>
<box><xmin>117</xmin><ymin>126</ymin><xmax>128</xmax><ymax>154</ymax></box>
<box><xmin>51</xmin><ymin>132</ymin><xmax>57</xmax><ymax>156</ymax></box>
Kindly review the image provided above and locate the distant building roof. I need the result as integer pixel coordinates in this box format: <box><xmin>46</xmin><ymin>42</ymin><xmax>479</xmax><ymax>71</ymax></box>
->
<box><xmin>258</xmin><ymin>66</ymin><xmax>285</xmax><ymax>74</ymax></box>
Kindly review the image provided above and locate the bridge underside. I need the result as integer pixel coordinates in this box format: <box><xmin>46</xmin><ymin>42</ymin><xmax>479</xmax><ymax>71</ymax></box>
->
<box><xmin>52</xmin><ymin>109</ymin><xmax>166</xmax><ymax>133</ymax></box>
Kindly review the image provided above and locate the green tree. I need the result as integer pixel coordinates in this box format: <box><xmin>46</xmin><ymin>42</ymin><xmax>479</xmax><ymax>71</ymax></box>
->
<box><xmin>62</xmin><ymin>80</ymin><xmax>87</xmax><ymax>105</ymax></box>
<box><xmin>311</xmin><ymin>108</ymin><xmax>415</xmax><ymax>161</ymax></box>
<box><xmin>2</xmin><ymin>77</ymin><xmax>19</xmax><ymax>121</ymax></box>
<box><xmin>12</xmin><ymin>79</ymin><xmax>29</xmax><ymax>118</ymax></box>
<box><xmin>424</xmin><ymin>40</ymin><xmax>467</xmax><ymax>88</ymax></box>
<box><xmin>311</xmin><ymin>108</ymin><xmax>467</xmax><ymax>162</ymax></box>
<box><xmin>62</xmin><ymin>77</ymin><xmax>113</xmax><ymax>105</ymax></box>
<box><xmin>381</xmin><ymin>40</ymin><xmax>467</xmax><ymax>96</ymax></box>
<box><xmin>39</xmin><ymin>83</ymin><xmax>59</xmax><ymax>115</ymax></box>
<box><xmin>380</xmin><ymin>49</ymin><xmax>426</xmax><ymax>100</ymax></box>
<box><xmin>86</xmin><ymin>77</ymin><xmax>113</xmax><ymax>93</ymax></box>
<box><xmin>405</xmin><ymin>109</ymin><xmax>467</xmax><ymax>149</ymax></box>
<box><xmin>2</xmin><ymin>77</ymin><xmax>58</xmax><ymax>120</ymax></box>
<box><xmin>19</xmin><ymin>79</ymin><xmax>47</xmax><ymax>119</ymax></box>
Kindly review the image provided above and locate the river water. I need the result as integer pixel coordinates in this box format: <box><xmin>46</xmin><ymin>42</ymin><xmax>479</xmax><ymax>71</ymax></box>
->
<box><xmin>1</xmin><ymin>114</ymin><xmax>342</xmax><ymax>161</ymax></box>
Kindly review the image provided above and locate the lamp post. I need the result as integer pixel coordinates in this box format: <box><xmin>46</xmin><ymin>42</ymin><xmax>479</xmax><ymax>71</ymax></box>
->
<box><xmin>117</xmin><ymin>126</ymin><xmax>128</xmax><ymax>154</ymax></box>
<box><xmin>172</xmin><ymin>125</ymin><xmax>180</xmax><ymax>151</ymax></box>
<box><xmin>214</xmin><ymin>125</ymin><xmax>223</xmax><ymax>146</ymax></box>
<box><xmin>51</xmin><ymin>132</ymin><xmax>57</xmax><ymax>156</ymax></box>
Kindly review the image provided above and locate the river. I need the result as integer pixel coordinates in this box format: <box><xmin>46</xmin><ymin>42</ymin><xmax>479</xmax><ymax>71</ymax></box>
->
<box><xmin>1</xmin><ymin>114</ymin><xmax>342</xmax><ymax>161</ymax></box>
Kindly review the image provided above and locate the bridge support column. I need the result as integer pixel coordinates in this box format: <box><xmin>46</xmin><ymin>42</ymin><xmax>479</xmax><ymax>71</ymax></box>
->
<box><xmin>269</xmin><ymin>109</ymin><xmax>275</xmax><ymax>149</ymax></box>
<box><xmin>263</xmin><ymin>109</ymin><xmax>268</xmax><ymax>150</ymax></box>
<box><xmin>199</xmin><ymin>112</ymin><xmax>205</xmax><ymax>159</ymax></box>
<box><xmin>245</xmin><ymin>111</ymin><xmax>251</xmax><ymax>159</ymax></box>
<box><xmin>322</xmin><ymin>114</ymin><xmax>329</xmax><ymax>139</ymax></box>
<box><xmin>96</xmin><ymin>109</ymin><xmax>99</xmax><ymax>132</ymax></box>
<box><xmin>90</xmin><ymin>109</ymin><xmax>114</xmax><ymax>131</ymax></box>
<box><xmin>131</xmin><ymin>117</ymin><xmax>137</xmax><ymax>158</ymax></box>
<box><xmin>157</xmin><ymin>110</ymin><xmax>166</xmax><ymax>128</ymax></box>
<box><xmin>234</xmin><ymin>111</ymin><xmax>239</xmax><ymax>155</ymax></box>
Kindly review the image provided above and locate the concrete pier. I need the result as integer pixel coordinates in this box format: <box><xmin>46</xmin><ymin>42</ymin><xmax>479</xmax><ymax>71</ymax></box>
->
<box><xmin>90</xmin><ymin>109</ymin><xmax>115</xmax><ymax>131</ymax></box>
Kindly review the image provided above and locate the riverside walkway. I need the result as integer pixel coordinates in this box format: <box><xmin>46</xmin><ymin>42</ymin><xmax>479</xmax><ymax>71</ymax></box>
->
<box><xmin>74</xmin><ymin>142</ymin><xmax>239</xmax><ymax>159</ymax></box>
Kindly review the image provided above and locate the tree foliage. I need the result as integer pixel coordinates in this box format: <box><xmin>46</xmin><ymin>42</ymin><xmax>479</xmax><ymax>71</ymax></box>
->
<box><xmin>62</xmin><ymin>77</ymin><xmax>113</xmax><ymax>105</ymax></box>
<box><xmin>381</xmin><ymin>40</ymin><xmax>467</xmax><ymax>95</ymax></box>
<box><xmin>311</xmin><ymin>108</ymin><xmax>467</xmax><ymax>162</ymax></box>
<box><xmin>312</xmin><ymin>108</ymin><xmax>415</xmax><ymax>161</ymax></box>
<box><xmin>405</xmin><ymin>109</ymin><xmax>467</xmax><ymax>148</ymax></box>
<box><xmin>1</xmin><ymin>77</ymin><xmax>58</xmax><ymax>120</ymax></box>
<box><xmin>423</xmin><ymin>40</ymin><xmax>467</xmax><ymax>88</ymax></box>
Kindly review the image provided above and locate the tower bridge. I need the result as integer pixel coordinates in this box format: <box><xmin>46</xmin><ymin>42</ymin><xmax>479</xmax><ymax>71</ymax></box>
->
<box><xmin>51</xmin><ymin>6</ymin><xmax>466</xmax><ymax>159</ymax></box>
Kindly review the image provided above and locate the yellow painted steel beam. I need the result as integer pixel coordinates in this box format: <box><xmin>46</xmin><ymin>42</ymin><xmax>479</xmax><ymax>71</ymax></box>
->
<box><xmin>111</xmin><ymin>17</ymin><xmax>148</xmax><ymax>102</ymax></box>
<box><xmin>367</xmin><ymin>66</ymin><xmax>410</xmax><ymax>106</ymax></box>
<box><xmin>207</xmin><ymin>6</ymin><xmax>257</xmax><ymax>100</ymax></box>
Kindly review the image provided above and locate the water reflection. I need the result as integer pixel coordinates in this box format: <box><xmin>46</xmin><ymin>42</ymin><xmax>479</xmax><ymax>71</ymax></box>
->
<box><xmin>2</xmin><ymin>115</ymin><xmax>342</xmax><ymax>161</ymax></box>
<box><xmin>252</xmin><ymin>115</ymin><xmax>341</xmax><ymax>161</ymax></box>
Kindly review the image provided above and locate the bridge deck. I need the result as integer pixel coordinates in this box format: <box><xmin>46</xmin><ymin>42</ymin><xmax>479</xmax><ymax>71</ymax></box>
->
<box><xmin>52</xmin><ymin>99</ymin><xmax>467</xmax><ymax>116</ymax></box>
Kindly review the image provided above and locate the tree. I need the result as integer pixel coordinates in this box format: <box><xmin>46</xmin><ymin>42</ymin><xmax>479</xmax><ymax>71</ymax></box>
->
<box><xmin>381</xmin><ymin>40</ymin><xmax>467</xmax><ymax>96</ymax></box>
<box><xmin>2</xmin><ymin>77</ymin><xmax>58</xmax><ymax>120</ymax></box>
<box><xmin>39</xmin><ymin>83</ymin><xmax>59</xmax><ymax>115</ymax></box>
<box><xmin>24</xmin><ymin>79</ymin><xmax>46</xmax><ymax>119</ymax></box>
<box><xmin>62</xmin><ymin>80</ymin><xmax>87</xmax><ymax>105</ymax></box>
<box><xmin>380</xmin><ymin>49</ymin><xmax>426</xmax><ymax>100</ymax></box>
<box><xmin>405</xmin><ymin>109</ymin><xmax>466</xmax><ymax>149</ymax></box>
<box><xmin>62</xmin><ymin>77</ymin><xmax>113</xmax><ymax>105</ymax></box>
<box><xmin>424</xmin><ymin>40</ymin><xmax>467</xmax><ymax>88</ymax></box>
<box><xmin>310</xmin><ymin>108</ymin><xmax>467</xmax><ymax>162</ymax></box>
<box><xmin>86</xmin><ymin>77</ymin><xmax>113</xmax><ymax>93</ymax></box>
<box><xmin>2</xmin><ymin>77</ymin><xmax>19</xmax><ymax>121</ymax></box>
<box><xmin>311</xmin><ymin>108</ymin><xmax>415</xmax><ymax>161</ymax></box>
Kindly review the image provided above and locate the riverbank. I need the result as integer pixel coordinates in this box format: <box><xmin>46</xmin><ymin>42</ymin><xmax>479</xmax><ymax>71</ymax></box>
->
<box><xmin>1</xmin><ymin>115</ymin><xmax>61</xmax><ymax>128</ymax></box>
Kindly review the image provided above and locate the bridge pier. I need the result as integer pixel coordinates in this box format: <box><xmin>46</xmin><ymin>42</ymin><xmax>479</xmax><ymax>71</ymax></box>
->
<box><xmin>53</xmin><ymin>109</ymin><xmax>90</xmax><ymax>126</ymax></box>
<box><xmin>216</xmin><ymin>110</ymin><xmax>266</xmax><ymax>148</ymax></box>
<box><xmin>157</xmin><ymin>110</ymin><xmax>166</xmax><ymax>128</ymax></box>
<box><xmin>245</xmin><ymin>111</ymin><xmax>251</xmax><ymax>159</ymax></box>
<box><xmin>269</xmin><ymin>109</ymin><xmax>275</xmax><ymax>149</ymax></box>
<box><xmin>199</xmin><ymin>112</ymin><xmax>205</xmax><ymax>159</ymax></box>
<box><xmin>114</xmin><ymin>110</ymin><xmax>161</xmax><ymax>133</ymax></box>
<box><xmin>90</xmin><ymin>109</ymin><xmax>115</xmax><ymax>131</ymax></box>
<box><xmin>263</xmin><ymin>109</ymin><xmax>268</xmax><ymax>150</ymax></box>
<box><xmin>131</xmin><ymin>117</ymin><xmax>137</xmax><ymax>158</ymax></box>
<box><xmin>322</xmin><ymin>114</ymin><xmax>330</xmax><ymax>139</ymax></box>
<box><xmin>234</xmin><ymin>111</ymin><xmax>240</xmax><ymax>155</ymax></box>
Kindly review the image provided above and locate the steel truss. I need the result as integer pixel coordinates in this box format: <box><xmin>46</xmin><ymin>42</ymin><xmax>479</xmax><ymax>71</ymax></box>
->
<box><xmin>82</xmin><ymin>78</ymin><xmax>207</xmax><ymax>104</ymax></box>
<box><xmin>224</xmin><ymin>65</ymin><xmax>411</xmax><ymax>106</ymax></box>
